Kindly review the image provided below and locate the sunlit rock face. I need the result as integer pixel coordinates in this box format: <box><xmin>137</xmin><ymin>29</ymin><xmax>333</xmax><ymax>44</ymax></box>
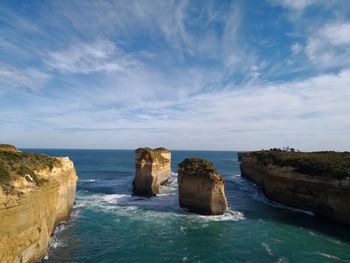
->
<box><xmin>0</xmin><ymin>145</ymin><xmax>78</xmax><ymax>263</ymax></box>
<box><xmin>133</xmin><ymin>147</ymin><xmax>171</xmax><ymax>196</ymax></box>
<box><xmin>240</xmin><ymin>151</ymin><xmax>350</xmax><ymax>224</ymax></box>
<box><xmin>178</xmin><ymin>158</ymin><xmax>228</xmax><ymax>215</ymax></box>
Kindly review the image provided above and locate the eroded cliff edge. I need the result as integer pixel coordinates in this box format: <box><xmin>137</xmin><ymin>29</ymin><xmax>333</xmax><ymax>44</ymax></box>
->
<box><xmin>240</xmin><ymin>150</ymin><xmax>350</xmax><ymax>224</ymax></box>
<box><xmin>0</xmin><ymin>145</ymin><xmax>78</xmax><ymax>262</ymax></box>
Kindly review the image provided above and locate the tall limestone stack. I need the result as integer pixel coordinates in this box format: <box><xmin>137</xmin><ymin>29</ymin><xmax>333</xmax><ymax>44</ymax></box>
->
<box><xmin>133</xmin><ymin>147</ymin><xmax>171</xmax><ymax>196</ymax></box>
<box><xmin>178</xmin><ymin>158</ymin><xmax>228</xmax><ymax>215</ymax></box>
<box><xmin>0</xmin><ymin>145</ymin><xmax>78</xmax><ymax>262</ymax></box>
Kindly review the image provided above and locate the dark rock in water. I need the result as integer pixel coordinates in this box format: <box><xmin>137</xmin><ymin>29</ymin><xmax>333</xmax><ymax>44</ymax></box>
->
<box><xmin>133</xmin><ymin>147</ymin><xmax>171</xmax><ymax>196</ymax></box>
<box><xmin>237</xmin><ymin>152</ymin><xmax>248</xmax><ymax>161</ymax></box>
<box><xmin>240</xmin><ymin>150</ymin><xmax>350</xmax><ymax>224</ymax></box>
<box><xmin>178</xmin><ymin>158</ymin><xmax>228</xmax><ymax>215</ymax></box>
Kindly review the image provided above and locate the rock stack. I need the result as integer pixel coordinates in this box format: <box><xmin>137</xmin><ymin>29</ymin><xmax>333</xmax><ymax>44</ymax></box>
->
<box><xmin>133</xmin><ymin>147</ymin><xmax>171</xmax><ymax>196</ymax></box>
<box><xmin>178</xmin><ymin>158</ymin><xmax>228</xmax><ymax>215</ymax></box>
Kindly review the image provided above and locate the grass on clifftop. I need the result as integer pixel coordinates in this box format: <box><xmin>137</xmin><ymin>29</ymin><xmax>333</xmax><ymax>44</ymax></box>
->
<box><xmin>0</xmin><ymin>145</ymin><xmax>60</xmax><ymax>191</ymax></box>
<box><xmin>247</xmin><ymin>150</ymin><xmax>350</xmax><ymax>178</ymax></box>
<box><xmin>135</xmin><ymin>147</ymin><xmax>170</xmax><ymax>163</ymax></box>
<box><xmin>178</xmin><ymin>157</ymin><xmax>217</xmax><ymax>176</ymax></box>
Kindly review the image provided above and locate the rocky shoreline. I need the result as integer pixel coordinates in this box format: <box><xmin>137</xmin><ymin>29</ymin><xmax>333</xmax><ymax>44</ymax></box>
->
<box><xmin>240</xmin><ymin>150</ymin><xmax>350</xmax><ymax>224</ymax></box>
<box><xmin>0</xmin><ymin>145</ymin><xmax>78</xmax><ymax>262</ymax></box>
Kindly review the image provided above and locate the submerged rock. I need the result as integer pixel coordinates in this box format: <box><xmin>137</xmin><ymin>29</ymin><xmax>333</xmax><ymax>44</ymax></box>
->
<box><xmin>240</xmin><ymin>150</ymin><xmax>350</xmax><ymax>224</ymax></box>
<box><xmin>178</xmin><ymin>158</ymin><xmax>228</xmax><ymax>215</ymax></box>
<box><xmin>133</xmin><ymin>147</ymin><xmax>171</xmax><ymax>196</ymax></box>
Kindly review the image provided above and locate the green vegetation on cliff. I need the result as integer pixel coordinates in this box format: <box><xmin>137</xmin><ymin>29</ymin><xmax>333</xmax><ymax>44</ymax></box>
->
<box><xmin>245</xmin><ymin>150</ymin><xmax>350</xmax><ymax>179</ymax></box>
<box><xmin>0</xmin><ymin>144</ymin><xmax>60</xmax><ymax>191</ymax></box>
<box><xmin>135</xmin><ymin>147</ymin><xmax>170</xmax><ymax>163</ymax></box>
<box><xmin>178</xmin><ymin>157</ymin><xmax>217</xmax><ymax>176</ymax></box>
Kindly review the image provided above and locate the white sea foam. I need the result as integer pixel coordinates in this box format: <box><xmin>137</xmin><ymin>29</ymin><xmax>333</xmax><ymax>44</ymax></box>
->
<box><xmin>191</xmin><ymin>210</ymin><xmax>245</xmax><ymax>222</ymax></box>
<box><xmin>79</xmin><ymin>179</ymin><xmax>96</xmax><ymax>183</ymax></box>
<box><xmin>171</xmin><ymin>171</ymin><xmax>178</xmax><ymax>176</ymax></box>
<box><xmin>261</xmin><ymin>242</ymin><xmax>273</xmax><ymax>256</ymax></box>
<box><xmin>76</xmin><ymin>190</ymin><xmax>245</xmax><ymax>223</ymax></box>
<box><xmin>315</xmin><ymin>252</ymin><xmax>340</xmax><ymax>260</ymax></box>
<box><xmin>276</xmin><ymin>258</ymin><xmax>289</xmax><ymax>263</ymax></box>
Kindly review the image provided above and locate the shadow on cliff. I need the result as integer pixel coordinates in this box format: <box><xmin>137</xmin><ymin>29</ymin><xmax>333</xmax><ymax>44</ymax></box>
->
<box><xmin>234</xmin><ymin>178</ymin><xmax>350</xmax><ymax>243</ymax></box>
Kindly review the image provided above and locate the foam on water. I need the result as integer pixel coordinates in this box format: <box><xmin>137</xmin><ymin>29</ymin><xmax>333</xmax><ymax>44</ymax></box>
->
<box><xmin>79</xmin><ymin>179</ymin><xmax>96</xmax><ymax>183</ymax></box>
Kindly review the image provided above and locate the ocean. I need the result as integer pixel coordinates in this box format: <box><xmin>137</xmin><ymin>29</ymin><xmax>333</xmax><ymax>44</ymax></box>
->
<box><xmin>25</xmin><ymin>149</ymin><xmax>350</xmax><ymax>263</ymax></box>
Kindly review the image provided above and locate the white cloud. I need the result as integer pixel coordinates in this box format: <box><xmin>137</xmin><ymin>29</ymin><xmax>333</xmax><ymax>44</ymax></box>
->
<box><xmin>45</xmin><ymin>40</ymin><xmax>137</xmax><ymax>74</ymax></box>
<box><xmin>291</xmin><ymin>42</ymin><xmax>303</xmax><ymax>55</ymax></box>
<box><xmin>0</xmin><ymin>65</ymin><xmax>50</xmax><ymax>90</ymax></box>
<box><xmin>305</xmin><ymin>21</ymin><xmax>350</xmax><ymax>69</ymax></box>
<box><xmin>5</xmin><ymin>68</ymin><xmax>349</xmax><ymax>150</ymax></box>
<box><xmin>270</xmin><ymin>0</ymin><xmax>318</xmax><ymax>10</ymax></box>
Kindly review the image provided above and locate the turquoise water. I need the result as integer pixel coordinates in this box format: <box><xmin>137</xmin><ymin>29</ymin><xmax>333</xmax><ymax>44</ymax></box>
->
<box><xmin>26</xmin><ymin>149</ymin><xmax>350</xmax><ymax>263</ymax></box>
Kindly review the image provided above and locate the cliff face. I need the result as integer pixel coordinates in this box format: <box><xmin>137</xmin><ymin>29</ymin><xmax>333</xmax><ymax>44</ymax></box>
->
<box><xmin>133</xmin><ymin>147</ymin><xmax>171</xmax><ymax>196</ymax></box>
<box><xmin>240</xmin><ymin>153</ymin><xmax>350</xmax><ymax>224</ymax></box>
<box><xmin>0</xmin><ymin>147</ymin><xmax>78</xmax><ymax>262</ymax></box>
<box><xmin>178</xmin><ymin>158</ymin><xmax>227</xmax><ymax>215</ymax></box>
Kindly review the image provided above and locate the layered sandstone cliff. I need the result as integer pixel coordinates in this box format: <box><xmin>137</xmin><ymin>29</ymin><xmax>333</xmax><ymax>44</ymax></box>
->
<box><xmin>0</xmin><ymin>145</ymin><xmax>78</xmax><ymax>262</ymax></box>
<box><xmin>240</xmin><ymin>151</ymin><xmax>350</xmax><ymax>224</ymax></box>
<box><xmin>178</xmin><ymin>158</ymin><xmax>227</xmax><ymax>215</ymax></box>
<box><xmin>133</xmin><ymin>147</ymin><xmax>171</xmax><ymax>196</ymax></box>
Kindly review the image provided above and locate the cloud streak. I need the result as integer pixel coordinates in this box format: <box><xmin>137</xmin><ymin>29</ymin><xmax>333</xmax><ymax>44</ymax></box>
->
<box><xmin>0</xmin><ymin>0</ymin><xmax>349</xmax><ymax>150</ymax></box>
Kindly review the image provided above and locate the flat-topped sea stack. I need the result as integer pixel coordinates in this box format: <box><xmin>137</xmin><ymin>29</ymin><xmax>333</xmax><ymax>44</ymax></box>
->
<box><xmin>178</xmin><ymin>158</ymin><xmax>228</xmax><ymax>215</ymax></box>
<box><xmin>133</xmin><ymin>147</ymin><xmax>171</xmax><ymax>196</ymax></box>
<box><xmin>0</xmin><ymin>144</ymin><xmax>78</xmax><ymax>262</ymax></box>
<box><xmin>240</xmin><ymin>150</ymin><xmax>350</xmax><ymax>224</ymax></box>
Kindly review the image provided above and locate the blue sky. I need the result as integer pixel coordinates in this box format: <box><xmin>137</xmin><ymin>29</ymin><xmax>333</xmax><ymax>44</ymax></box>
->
<box><xmin>1</xmin><ymin>0</ymin><xmax>350</xmax><ymax>150</ymax></box>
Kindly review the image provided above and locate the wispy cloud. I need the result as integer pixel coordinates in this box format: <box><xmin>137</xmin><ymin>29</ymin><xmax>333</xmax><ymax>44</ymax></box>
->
<box><xmin>291</xmin><ymin>42</ymin><xmax>303</xmax><ymax>55</ymax></box>
<box><xmin>305</xmin><ymin>21</ymin><xmax>350</xmax><ymax>69</ymax></box>
<box><xmin>269</xmin><ymin>0</ymin><xmax>319</xmax><ymax>11</ymax></box>
<box><xmin>45</xmin><ymin>40</ymin><xmax>138</xmax><ymax>74</ymax></box>
<box><xmin>0</xmin><ymin>65</ymin><xmax>50</xmax><ymax>90</ymax></box>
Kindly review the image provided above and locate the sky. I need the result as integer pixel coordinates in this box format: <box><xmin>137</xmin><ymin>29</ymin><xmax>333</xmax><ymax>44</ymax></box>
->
<box><xmin>0</xmin><ymin>0</ymin><xmax>350</xmax><ymax>151</ymax></box>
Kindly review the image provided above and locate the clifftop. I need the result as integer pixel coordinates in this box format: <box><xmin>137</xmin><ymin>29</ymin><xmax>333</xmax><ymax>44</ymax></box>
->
<box><xmin>135</xmin><ymin>147</ymin><xmax>170</xmax><ymax>163</ymax></box>
<box><xmin>0</xmin><ymin>144</ymin><xmax>18</xmax><ymax>152</ymax></box>
<box><xmin>178</xmin><ymin>158</ymin><xmax>217</xmax><ymax>177</ymax></box>
<box><xmin>243</xmin><ymin>150</ymin><xmax>350</xmax><ymax>179</ymax></box>
<box><xmin>0</xmin><ymin>147</ymin><xmax>61</xmax><ymax>195</ymax></box>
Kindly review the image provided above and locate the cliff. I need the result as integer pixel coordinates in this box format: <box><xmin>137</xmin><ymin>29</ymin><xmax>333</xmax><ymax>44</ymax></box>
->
<box><xmin>133</xmin><ymin>147</ymin><xmax>171</xmax><ymax>196</ymax></box>
<box><xmin>178</xmin><ymin>158</ymin><xmax>227</xmax><ymax>215</ymax></box>
<box><xmin>0</xmin><ymin>145</ymin><xmax>78</xmax><ymax>262</ymax></box>
<box><xmin>240</xmin><ymin>150</ymin><xmax>350</xmax><ymax>224</ymax></box>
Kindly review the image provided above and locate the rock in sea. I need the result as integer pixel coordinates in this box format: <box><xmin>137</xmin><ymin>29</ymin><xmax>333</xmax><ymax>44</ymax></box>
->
<box><xmin>133</xmin><ymin>147</ymin><xmax>171</xmax><ymax>196</ymax></box>
<box><xmin>178</xmin><ymin>157</ymin><xmax>228</xmax><ymax>215</ymax></box>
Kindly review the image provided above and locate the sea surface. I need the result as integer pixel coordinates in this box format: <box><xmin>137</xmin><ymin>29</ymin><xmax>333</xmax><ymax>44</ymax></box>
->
<box><xmin>24</xmin><ymin>149</ymin><xmax>350</xmax><ymax>263</ymax></box>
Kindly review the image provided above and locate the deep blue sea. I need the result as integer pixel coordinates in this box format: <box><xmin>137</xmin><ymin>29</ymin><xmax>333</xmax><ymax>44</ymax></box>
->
<box><xmin>25</xmin><ymin>149</ymin><xmax>350</xmax><ymax>263</ymax></box>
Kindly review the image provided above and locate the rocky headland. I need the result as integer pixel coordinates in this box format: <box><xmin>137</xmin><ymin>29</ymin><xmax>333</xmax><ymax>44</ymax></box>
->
<box><xmin>0</xmin><ymin>145</ymin><xmax>78</xmax><ymax>262</ymax></box>
<box><xmin>240</xmin><ymin>150</ymin><xmax>350</xmax><ymax>224</ymax></box>
<box><xmin>178</xmin><ymin>158</ymin><xmax>228</xmax><ymax>215</ymax></box>
<box><xmin>133</xmin><ymin>147</ymin><xmax>171</xmax><ymax>196</ymax></box>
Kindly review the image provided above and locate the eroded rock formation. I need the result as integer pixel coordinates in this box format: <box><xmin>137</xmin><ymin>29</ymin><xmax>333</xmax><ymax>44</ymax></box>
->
<box><xmin>240</xmin><ymin>151</ymin><xmax>350</xmax><ymax>224</ymax></box>
<box><xmin>0</xmin><ymin>145</ymin><xmax>78</xmax><ymax>262</ymax></box>
<box><xmin>133</xmin><ymin>147</ymin><xmax>171</xmax><ymax>196</ymax></box>
<box><xmin>178</xmin><ymin>158</ymin><xmax>227</xmax><ymax>215</ymax></box>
